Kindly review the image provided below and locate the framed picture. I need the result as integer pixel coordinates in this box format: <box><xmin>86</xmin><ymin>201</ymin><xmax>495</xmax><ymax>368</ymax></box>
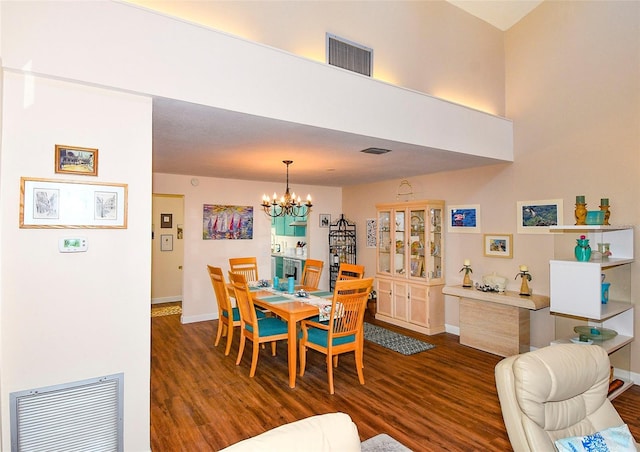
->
<box><xmin>203</xmin><ymin>204</ymin><xmax>253</xmax><ymax>240</ymax></box>
<box><xmin>20</xmin><ymin>177</ymin><xmax>127</xmax><ymax>228</ymax></box>
<box><xmin>177</xmin><ymin>224</ymin><xmax>183</xmax><ymax>239</ymax></box>
<box><xmin>160</xmin><ymin>234</ymin><xmax>173</xmax><ymax>251</ymax></box>
<box><xmin>54</xmin><ymin>144</ymin><xmax>98</xmax><ymax>176</ymax></box>
<box><xmin>484</xmin><ymin>233</ymin><xmax>513</xmax><ymax>258</ymax></box>
<box><xmin>160</xmin><ymin>213</ymin><xmax>173</xmax><ymax>228</ymax></box>
<box><xmin>410</xmin><ymin>257</ymin><xmax>424</xmax><ymax>277</ymax></box>
<box><xmin>447</xmin><ymin>204</ymin><xmax>480</xmax><ymax>233</ymax></box>
<box><xmin>517</xmin><ymin>199</ymin><xmax>563</xmax><ymax>234</ymax></box>
<box><xmin>319</xmin><ymin>214</ymin><xmax>331</xmax><ymax>228</ymax></box>
<box><xmin>366</xmin><ymin>218</ymin><xmax>376</xmax><ymax>248</ymax></box>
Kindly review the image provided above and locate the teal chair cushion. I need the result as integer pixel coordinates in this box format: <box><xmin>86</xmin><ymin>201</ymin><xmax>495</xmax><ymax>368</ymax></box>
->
<box><xmin>305</xmin><ymin>327</ymin><xmax>355</xmax><ymax>347</ymax></box>
<box><xmin>245</xmin><ymin>317</ymin><xmax>288</xmax><ymax>336</ymax></box>
<box><xmin>223</xmin><ymin>307</ymin><xmax>265</xmax><ymax>321</ymax></box>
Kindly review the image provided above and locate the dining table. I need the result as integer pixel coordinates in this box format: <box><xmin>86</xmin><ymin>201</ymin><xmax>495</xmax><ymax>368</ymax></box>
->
<box><xmin>228</xmin><ymin>283</ymin><xmax>334</xmax><ymax>388</ymax></box>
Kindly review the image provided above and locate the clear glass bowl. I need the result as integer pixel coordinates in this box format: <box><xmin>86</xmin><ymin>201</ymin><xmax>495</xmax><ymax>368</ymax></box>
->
<box><xmin>573</xmin><ymin>326</ymin><xmax>617</xmax><ymax>341</ymax></box>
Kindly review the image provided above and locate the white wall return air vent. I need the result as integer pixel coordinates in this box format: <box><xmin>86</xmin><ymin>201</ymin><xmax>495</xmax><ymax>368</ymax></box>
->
<box><xmin>10</xmin><ymin>373</ymin><xmax>124</xmax><ymax>452</ymax></box>
<box><xmin>326</xmin><ymin>33</ymin><xmax>373</xmax><ymax>77</ymax></box>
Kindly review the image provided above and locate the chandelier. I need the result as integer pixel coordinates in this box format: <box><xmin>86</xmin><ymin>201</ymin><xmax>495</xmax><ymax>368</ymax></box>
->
<box><xmin>261</xmin><ymin>160</ymin><xmax>312</xmax><ymax>218</ymax></box>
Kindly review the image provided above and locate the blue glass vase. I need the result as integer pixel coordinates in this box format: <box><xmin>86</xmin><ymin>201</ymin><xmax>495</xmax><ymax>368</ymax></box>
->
<box><xmin>575</xmin><ymin>238</ymin><xmax>592</xmax><ymax>262</ymax></box>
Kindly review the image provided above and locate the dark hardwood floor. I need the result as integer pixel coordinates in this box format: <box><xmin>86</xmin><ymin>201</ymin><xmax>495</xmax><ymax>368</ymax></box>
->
<box><xmin>150</xmin><ymin>310</ymin><xmax>640</xmax><ymax>451</ymax></box>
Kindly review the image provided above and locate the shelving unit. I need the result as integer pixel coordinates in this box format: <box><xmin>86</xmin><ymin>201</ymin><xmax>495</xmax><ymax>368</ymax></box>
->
<box><xmin>549</xmin><ymin>225</ymin><xmax>635</xmax><ymax>399</ymax></box>
<box><xmin>375</xmin><ymin>200</ymin><xmax>445</xmax><ymax>335</ymax></box>
<box><xmin>328</xmin><ymin>215</ymin><xmax>356</xmax><ymax>291</ymax></box>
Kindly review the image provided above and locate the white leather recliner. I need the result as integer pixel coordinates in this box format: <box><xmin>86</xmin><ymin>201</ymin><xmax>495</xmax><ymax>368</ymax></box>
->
<box><xmin>495</xmin><ymin>344</ymin><xmax>636</xmax><ymax>451</ymax></box>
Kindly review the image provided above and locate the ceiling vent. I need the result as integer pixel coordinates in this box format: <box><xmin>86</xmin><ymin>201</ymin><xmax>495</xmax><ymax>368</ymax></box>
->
<box><xmin>361</xmin><ymin>147</ymin><xmax>391</xmax><ymax>155</ymax></box>
<box><xmin>326</xmin><ymin>33</ymin><xmax>372</xmax><ymax>77</ymax></box>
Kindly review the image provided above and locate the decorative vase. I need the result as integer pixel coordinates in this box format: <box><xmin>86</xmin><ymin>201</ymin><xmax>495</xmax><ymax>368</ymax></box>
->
<box><xmin>601</xmin><ymin>282</ymin><xmax>611</xmax><ymax>304</ymax></box>
<box><xmin>519</xmin><ymin>277</ymin><xmax>531</xmax><ymax>296</ymax></box>
<box><xmin>575</xmin><ymin>203</ymin><xmax>587</xmax><ymax>225</ymax></box>
<box><xmin>600</xmin><ymin>205</ymin><xmax>611</xmax><ymax>226</ymax></box>
<box><xmin>574</xmin><ymin>237</ymin><xmax>592</xmax><ymax>262</ymax></box>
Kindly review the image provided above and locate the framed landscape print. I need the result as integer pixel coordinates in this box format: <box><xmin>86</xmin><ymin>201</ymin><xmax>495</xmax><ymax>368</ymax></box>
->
<box><xmin>447</xmin><ymin>204</ymin><xmax>480</xmax><ymax>233</ymax></box>
<box><xmin>516</xmin><ymin>199</ymin><xmax>563</xmax><ymax>234</ymax></box>
<box><xmin>55</xmin><ymin>144</ymin><xmax>98</xmax><ymax>176</ymax></box>
<box><xmin>484</xmin><ymin>233</ymin><xmax>513</xmax><ymax>258</ymax></box>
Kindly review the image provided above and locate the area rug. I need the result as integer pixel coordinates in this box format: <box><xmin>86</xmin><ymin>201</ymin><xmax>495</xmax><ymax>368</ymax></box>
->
<box><xmin>361</xmin><ymin>433</ymin><xmax>412</xmax><ymax>451</ymax></box>
<box><xmin>363</xmin><ymin>322</ymin><xmax>435</xmax><ymax>356</ymax></box>
<box><xmin>151</xmin><ymin>305</ymin><xmax>182</xmax><ymax>317</ymax></box>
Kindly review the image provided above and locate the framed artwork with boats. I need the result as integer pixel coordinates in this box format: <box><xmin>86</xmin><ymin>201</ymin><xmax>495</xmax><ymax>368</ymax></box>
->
<box><xmin>203</xmin><ymin>204</ymin><xmax>253</xmax><ymax>240</ymax></box>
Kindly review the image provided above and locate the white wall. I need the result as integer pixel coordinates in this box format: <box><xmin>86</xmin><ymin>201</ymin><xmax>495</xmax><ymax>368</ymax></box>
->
<box><xmin>1</xmin><ymin>1</ymin><xmax>512</xmax><ymax>164</ymax></box>
<box><xmin>0</xmin><ymin>73</ymin><xmax>152</xmax><ymax>450</ymax></box>
<box><xmin>343</xmin><ymin>1</ymin><xmax>640</xmax><ymax>370</ymax></box>
<box><xmin>152</xmin><ymin>173</ymin><xmax>342</xmax><ymax>323</ymax></box>
<box><xmin>128</xmin><ymin>0</ymin><xmax>507</xmax><ymax>117</ymax></box>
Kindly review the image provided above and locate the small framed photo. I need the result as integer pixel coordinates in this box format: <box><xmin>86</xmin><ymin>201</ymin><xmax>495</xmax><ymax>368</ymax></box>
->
<box><xmin>319</xmin><ymin>214</ymin><xmax>331</xmax><ymax>228</ymax></box>
<box><xmin>484</xmin><ymin>233</ymin><xmax>513</xmax><ymax>258</ymax></box>
<box><xmin>55</xmin><ymin>145</ymin><xmax>98</xmax><ymax>176</ymax></box>
<box><xmin>516</xmin><ymin>199</ymin><xmax>563</xmax><ymax>234</ymax></box>
<box><xmin>447</xmin><ymin>204</ymin><xmax>480</xmax><ymax>233</ymax></box>
<box><xmin>161</xmin><ymin>213</ymin><xmax>173</xmax><ymax>228</ymax></box>
<box><xmin>160</xmin><ymin>234</ymin><xmax>173</xmax><ymax>251</ymax></box>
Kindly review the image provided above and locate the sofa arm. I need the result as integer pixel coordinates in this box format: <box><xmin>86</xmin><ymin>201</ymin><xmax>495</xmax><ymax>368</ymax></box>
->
<box><xmin>220</xmin><ymin>412</ymin><xmax>361</xmax><ymax>452</ymax></box>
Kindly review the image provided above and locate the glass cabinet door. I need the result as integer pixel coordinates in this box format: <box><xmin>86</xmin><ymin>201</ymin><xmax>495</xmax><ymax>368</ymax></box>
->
<box><xmin>428</xmin><ymin>206</ymin><xmax>443</xmax><ymax>281</ymax></box>
<box><xmin>394</xmin><ymin>210</ymin><xmax>406</xmax><ymax>276</ymax></box>
<box><xmin>409</xmin><ymin>208</ymin><xmax>426</xmax><ymax>279</ymax></box>
<box><xmin>377</xmin><ymin>210</ymin><xmax>391</xmax><ymax>275</ymax></box>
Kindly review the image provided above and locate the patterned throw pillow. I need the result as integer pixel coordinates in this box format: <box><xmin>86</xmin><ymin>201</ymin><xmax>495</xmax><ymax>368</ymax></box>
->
<box><xmin>555</xmin><ymin>424</ymin><xmax>636</xmax><ymax>452</ymax></box>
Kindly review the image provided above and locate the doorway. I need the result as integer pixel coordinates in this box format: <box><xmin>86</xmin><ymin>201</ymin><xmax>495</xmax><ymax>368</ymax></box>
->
<box><xmin>151</xmin><ymin>194</ymin><xmax>185</xmax><ymax>309</ymax></box>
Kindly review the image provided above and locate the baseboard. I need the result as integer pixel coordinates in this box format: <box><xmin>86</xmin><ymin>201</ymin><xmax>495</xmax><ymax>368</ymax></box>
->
<box><xmin>151</xmin><ymin>296</ymin><xmax>181</xmax><ymax>305</ymax></box>
<box><xmin>181</xmin><ymin>313</ymin><xmax>216</xmax><ymax>324</ymax></box>
<box><xmin>445</xmin><ymin>324</ymin><xmax>460</xmax><ymax>336</ymax></box>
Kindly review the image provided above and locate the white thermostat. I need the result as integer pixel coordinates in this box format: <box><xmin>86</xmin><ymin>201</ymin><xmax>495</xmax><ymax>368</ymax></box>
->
<box><xmin>59</xmin><ymin>237</ymin><xmax>88</xmax><ymax>253</ymax></box>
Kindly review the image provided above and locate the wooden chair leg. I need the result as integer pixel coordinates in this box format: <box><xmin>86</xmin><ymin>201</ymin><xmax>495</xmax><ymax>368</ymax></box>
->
<box><xmin>327</xmin><ymin>354</ymin><xmax>335</xmax><ymax>395</ymax></box>
<box><xmin>299</xmin><ymin>342</ymin><xmax>307</xmax><ymax>376</ymax></box>
<box><xmin>333</xmin><ymin>355</ymin><xmax>339</xmax><ymax>368</ymax></box>
<box><xmin>214</xmin><ymin>320</ymin><xmax>224</xmax><ymax>347</ymax></box>
<box><xmin>250</xmin><ymin>340</ymin><xmax>260</xmax><ymax>377</ymax></box>
<box><xmin>224</xmin><ymin>324</ymin><xmax>233</xmax><ymax>356</ymax></box>
<box><xmin>271</xmin><ymin>341</ymin><xmax>277</xmax><ymax>356</ymax></box>
<box><xmin>355</xmin><ymin>350</ymin><xmax>365</xmax><ymax>385</ymax></box>
<box><xmin>236</xmin><ymin>333</ymin><xmax>246</xmax><ymax>365</ymax></box>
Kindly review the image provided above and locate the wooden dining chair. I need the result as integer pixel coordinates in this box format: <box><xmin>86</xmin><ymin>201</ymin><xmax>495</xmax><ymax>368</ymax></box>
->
<box><xmin>229</xmin><ymin>257</ymin><xmax>259</xmax><ymax>282</ymax></box>
<box><xmin>208</xmin><ymin>265</ymin><xmax>266</xmax><ymax>356</ymax></box>
<box><xmin>229</xmin><ymin>271</ymin><xmax>289</xmax><ymax>377</ymax></box>
<box><xmin>300</xmin><ymin>259</ymin><xmax>324</xmax><ymax>289</ymax></box>
<box><xmin>337</xmin><ymin>262</ymin><xmax>365</xmax><ymax>281</ymax></box>
<box><xmin>298</xmin><ymin>277</ymin><xmax>374</xmax><ymax>394</ymax></box>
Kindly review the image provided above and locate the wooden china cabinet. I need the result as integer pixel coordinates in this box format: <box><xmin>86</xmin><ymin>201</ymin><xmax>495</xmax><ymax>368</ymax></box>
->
<box><xmin>375</xmin><ymin>200</ymin><xmax>445</xmax><ymax>335</ymax></box>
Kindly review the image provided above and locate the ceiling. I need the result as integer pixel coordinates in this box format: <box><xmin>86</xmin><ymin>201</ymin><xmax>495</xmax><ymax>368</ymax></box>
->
<box><xmin>447</xmin><ymin>0</ymin><xmax>543</xmax><ymax>31</ymax></box>
<box><xmin>152</xmin><ymin>98</ymin><xmax>506</xmax><ymax>187</ymax></box>
<box><xmin>151</xmin><ymin>1</ymin><xmax>542</xmax><ymax>187</ymax></box>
